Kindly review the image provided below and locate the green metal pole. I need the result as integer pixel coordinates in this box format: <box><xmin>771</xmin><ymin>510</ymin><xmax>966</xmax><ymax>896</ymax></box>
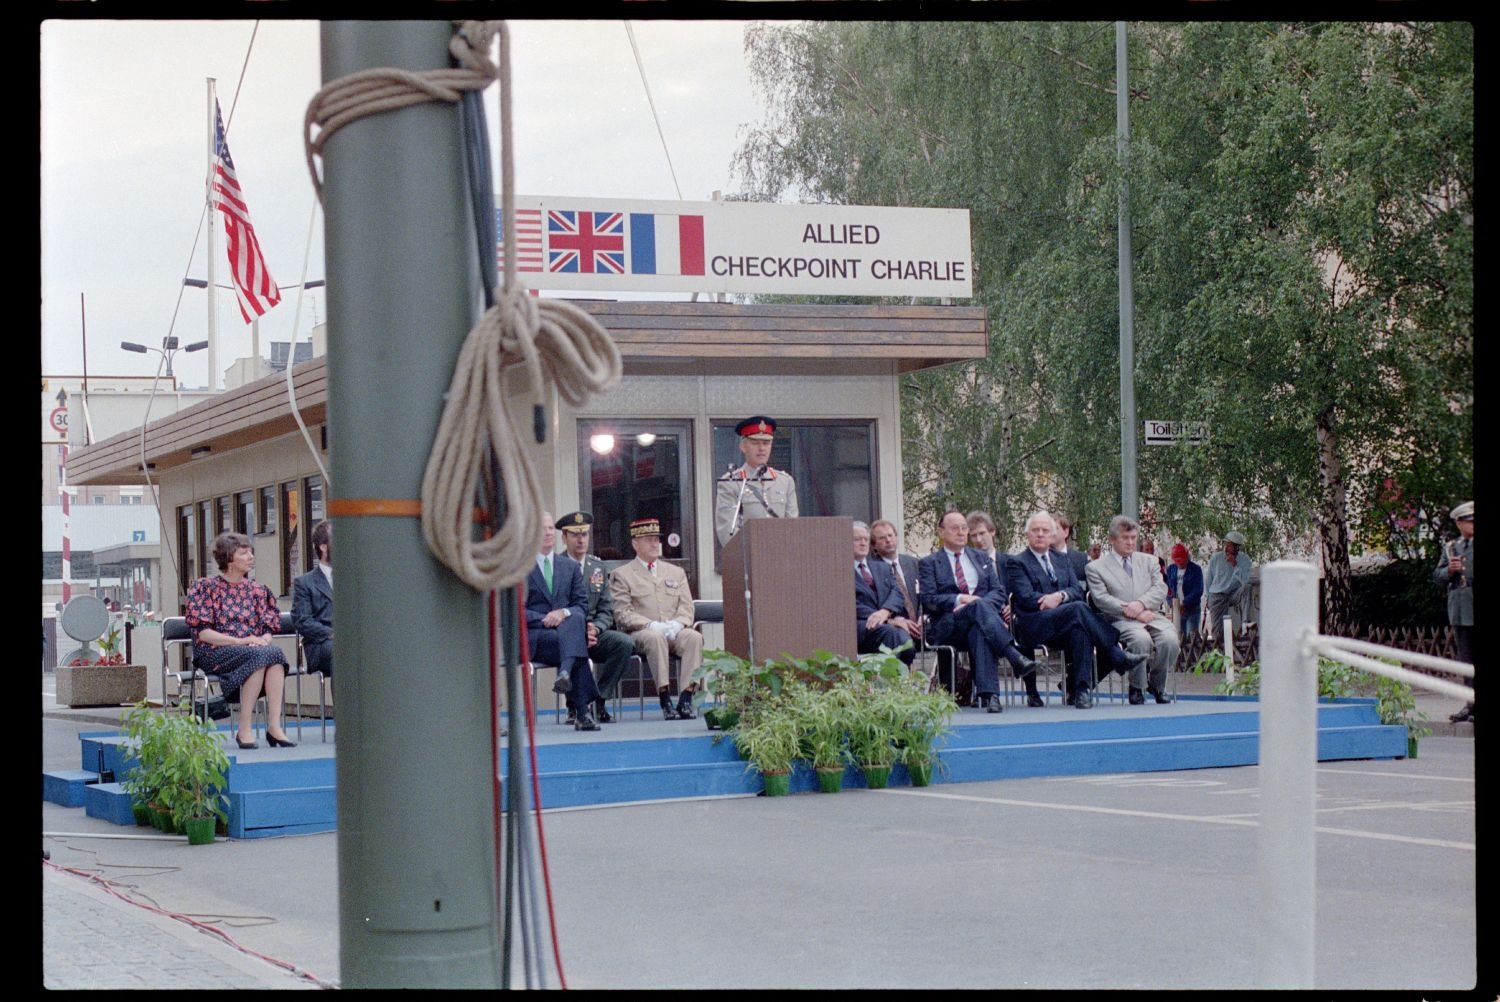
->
<box><xmin>322</xmin><ymin>21</ymin><xmax>501</xmax><ymax>987</ymax></box>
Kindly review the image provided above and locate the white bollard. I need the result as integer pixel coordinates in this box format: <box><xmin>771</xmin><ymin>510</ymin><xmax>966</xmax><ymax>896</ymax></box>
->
<box><xmin>1224</xmin><ymin>617</ymin><xmax>1235</xmax><ymax>685</ymax></box>
<box><xmin>1257</xmin><ymin>561</ymin><xmax>1318</xmax><ymax>988</ymax></box>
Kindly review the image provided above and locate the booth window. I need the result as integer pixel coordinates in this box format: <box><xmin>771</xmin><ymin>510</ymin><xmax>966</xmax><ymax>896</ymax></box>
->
<box><xmin>177</xmin><ymin>504</ymin><xmax>196</xmax><ymax>596</ymax></box>
<box><xmin>216</xmin><ymin>496</ymin><xmax>232</xmax><ymax>538</ymax></box>
<box><xmin>235</xmin><ymin>491</ymin><xmax>255</xmax><ymax>535</ymax></box>
<box><xmin>259</xmin><ymin>485</ymin><xmax>276</xmax><ymax>535</ymax></box>
<box><xmin>197</xmin><ymin>500</ymin><xmax>214</xmax><ymax>580</ymax></box>
<box><xmin>710</xmin><ymin>419</ymin><xmax>879</xmax><ymax>525</ymax></box>
<box><xmin>281</xmin><ymin>481</ymin><xmax>300</xmax><ymax>593</ymax></box>
<box><xmin>302</xmin><ymin>475</ymin><xmax>324</xmax><ymax>572</ymax></box>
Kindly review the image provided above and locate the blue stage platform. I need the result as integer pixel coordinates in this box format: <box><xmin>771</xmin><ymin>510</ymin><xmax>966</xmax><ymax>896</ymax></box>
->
<box><xmin>44</xmin><ymin>695</ymin><xmax>1408</xmax><ymax>838</ymax></box>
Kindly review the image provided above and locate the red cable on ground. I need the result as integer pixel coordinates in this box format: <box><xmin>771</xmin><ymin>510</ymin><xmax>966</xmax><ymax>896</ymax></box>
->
<box><xmin>515</xmin><ymin>587</ymin><xmax>568</xmax><ymax>990</ymax></box>
<box><xmin>43</xmin><ymin>859</ymin><xmax>332</xmax><ymax>988</ymax></box>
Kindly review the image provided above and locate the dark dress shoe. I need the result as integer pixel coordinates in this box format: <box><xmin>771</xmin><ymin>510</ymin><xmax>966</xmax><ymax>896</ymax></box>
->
<box><xmin>1148</xmin><ymin>687</ymin><xmax>1173</xmax><ymax>705</ymax></box>
<box><xmin>984</xmin><ymin>693</ymin><xmax>1003</xmax><ymax>713</ymax></box>
<box><xmin>574</xmin><ymin>708</ymin><xmax>600</xmax><ymax>731</ymax></box>
<box><xmin>1450</xmin><ymin>704</ymin><xmax>1473</xmax><ymax>723</ymax></box>
<box><xmin>1026</xmin><ymin>693</ymin><xmax>1045</xmax><ymax>708</ymax></box>
<box><xmin>1074</xmin><ymin>688</ymin><xmax>1095</xmax><ymax>709</ymax></box>
<box><xmin>565</xmin><ymin>706</ymin><xmax>577</xmax><ymax>725</ymax></box>
<box><xmin>659</xmin><ymin>693</ymin><xmax>678</xmax><ymax>721</ymax></box>
<box><xmin>1128</xmin><ymin>687</ymin><xmax>1146</xmax><ymax>705</ymax></box>
<box><xmin>1008</xmin><ymin>650</ymin><xmax>1038</xmax><ymax>675</ymax></box>
<box><xmin>266</xmin><ymin>733</ymin><xmax>297</xmax><ymax>748</ymax></box>
<box><xmin>594</xmin><ymin>700</ymin><xmax>614</xmax><ymax>724</ymax></box>
<box><xmin>676</xmin><ymin>692</ymin><xmax>697</xmax><ymax>720</ymax></box>
<box><xmin>552</xmin><ymin>670</ymin><xmax>572</xmax><ymax>695</ymax></box>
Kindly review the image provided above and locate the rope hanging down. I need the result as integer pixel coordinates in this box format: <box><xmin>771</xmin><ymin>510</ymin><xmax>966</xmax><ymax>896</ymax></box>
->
<box><xmin>304</xmin><ymin>21</ymin><xmax>622</xmax><ymax>592</ymax></box>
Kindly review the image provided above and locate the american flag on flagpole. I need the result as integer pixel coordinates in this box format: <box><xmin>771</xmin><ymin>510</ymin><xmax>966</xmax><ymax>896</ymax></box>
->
<box><xmin>212</xmin><ymin>100</ymin><xmax>280</xmax><ymax>323</ymax></box>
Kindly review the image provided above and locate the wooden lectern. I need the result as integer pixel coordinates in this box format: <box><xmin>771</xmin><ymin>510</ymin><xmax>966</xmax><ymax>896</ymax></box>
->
<box><xmin>721</xmin><ymin>516</ymin><xmax>857</xmax><ymax>662</ymax></box>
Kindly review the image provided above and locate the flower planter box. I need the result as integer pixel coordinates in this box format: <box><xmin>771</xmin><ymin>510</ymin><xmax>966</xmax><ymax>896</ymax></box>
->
<box><xmin>56</xmin><ymin>663</ymin><xmax>148</xmax><ymax>708</ymax></box>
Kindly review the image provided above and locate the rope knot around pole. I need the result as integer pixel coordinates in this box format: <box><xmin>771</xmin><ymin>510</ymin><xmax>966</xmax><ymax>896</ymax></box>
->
<box><xmin>304</xmin><ymin>21</ymin><xmax>623</xmax><ymax>592</ymax></box>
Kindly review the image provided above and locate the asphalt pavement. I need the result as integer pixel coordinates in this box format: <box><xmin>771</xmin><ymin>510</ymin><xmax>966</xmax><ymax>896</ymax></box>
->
<box><xmin>41</xmin><ymin>671</ymin><xmax>1480</xmax><ymax>990</ymax></box>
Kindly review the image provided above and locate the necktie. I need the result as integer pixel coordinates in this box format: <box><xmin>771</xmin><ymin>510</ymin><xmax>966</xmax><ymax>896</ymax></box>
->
<box><xmin>542</xmin><ymin>555</ymin><xmax>553</xmax><ymax>592</ymax></box>
<box><xmin>889</xmin><ymin>560</ymin><xmax>914</xmax><ymax>618</ymax></box>
<box><xmin>1123</xmin><ymin>555</ymin><xmax>1133</xmax><ymax>578</ymax></box>
<box><xmin>648</xmin><ymin>561</ymin><xmax>656</xmax><ymax>576</ymax></box>
<box><xmin>859</xmin><ymin>561</ymin><xmax>875</xmax><ymax>588</ymax></box>
<box><xmin>1042</xmin><ymin>552</ymin><xmax>1056</xmax><ymax>584</ymax></box>
<box><xmin>954</xmin><ymin>554</ymin><xmax>969</xmax><ymax>594</ymax></box>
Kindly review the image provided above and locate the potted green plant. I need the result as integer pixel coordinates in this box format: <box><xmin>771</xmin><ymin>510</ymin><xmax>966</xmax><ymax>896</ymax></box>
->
<box><xmin>694</xmin><ymin>649</ymin><xmax>783</xmax><ymax>730</ymax></box>
<box><xmin>158</xmin><ymin>710</ymin><xmax>231</xmax><ymax>844</ymax></box>
<box><xmin>728</xmin><ymin>693</ymin><xmax>801</xmax><ymax>797</ymax></box>
<box><xmin>791</xmin><ymin>682</ymin><xmax>850</xmax><ymax>793</ymax></box>
<box><xmin>1374</xmin><ymin>675</ymin><xmax>1432</xmax><ymax>758</ymax></box>
<box><xmin>891</xmin><ymin>680</ymin><xmax>956</xmax><ymax>787</ymax></box>
<box><xmin>119</xmin><ymin>701</ymin><xmax>163</xmax><ymax>826</ymax></box>
<box><xmin>846</xmin><ymin>681</ymin><xmax>900</xmax><ymax>790</ymax></box>
<box><xmin>55</xmin><ymin>624</ymin><xmax>149</xmax><ymax>708</ymax></box>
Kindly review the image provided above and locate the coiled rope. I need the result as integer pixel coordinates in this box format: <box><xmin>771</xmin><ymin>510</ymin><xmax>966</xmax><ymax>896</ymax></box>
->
<box><xmin>305</xmin><ymin>21</ymin><xmax>622</xmax><ymax>592</ymax></box>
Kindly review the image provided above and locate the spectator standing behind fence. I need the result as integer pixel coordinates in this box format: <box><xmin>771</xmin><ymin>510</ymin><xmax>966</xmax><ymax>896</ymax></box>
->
<box><xmin>1436</xmin><ymin>500</ymin><xmax>1474</xmax><ymax>724</ymax></box>
<box><xmin>1165</xmin><ymin>544</ymin><xmax>1204</xmax><ymax>642</ymax></box>
<box><xmin>1205</xmin><ymin>531</ymin><xmax>1252</xmax><ymax>645</ymax></box>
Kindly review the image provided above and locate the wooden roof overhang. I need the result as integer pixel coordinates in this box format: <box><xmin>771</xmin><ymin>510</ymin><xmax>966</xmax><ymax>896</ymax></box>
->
<box><xmin>66</xmin><ymin>301</ymin><xmax>987</xmax><ymax>485</ymax></box>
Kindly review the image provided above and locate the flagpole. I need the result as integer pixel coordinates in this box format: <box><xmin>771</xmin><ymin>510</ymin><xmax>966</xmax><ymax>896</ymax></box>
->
<box><xmin>206</xmin><ymin>77</ymin><xmax>220</xmax><ymax>391</ymax></box>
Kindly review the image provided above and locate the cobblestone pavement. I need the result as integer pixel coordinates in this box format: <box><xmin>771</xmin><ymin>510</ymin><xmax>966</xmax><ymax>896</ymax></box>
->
<box><xmin>42</xmin><ymin>864</ymin><xmax>322</xmax><ymax>990</ymax></box>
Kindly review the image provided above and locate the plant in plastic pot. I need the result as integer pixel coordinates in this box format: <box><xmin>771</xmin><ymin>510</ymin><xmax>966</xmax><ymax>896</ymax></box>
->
<box><xmin>158</xmin><ymin>710</ymin><xmax>230</xmax><ymax>844</ymax></box>
<box><xmin>729</xmin><ymin>692</ymin><xmax>801</xmax><ymax>796</ymax></box>
<box><xmin>791</xmin><ymin>682</ymin><xmax>850</xmax><ymax>793</ymax></box>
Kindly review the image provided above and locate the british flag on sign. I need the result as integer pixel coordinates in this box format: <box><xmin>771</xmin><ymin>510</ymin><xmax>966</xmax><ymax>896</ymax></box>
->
<box><xmin>546</xmin><ymin>210</ymin><xmax>625</xmax><ymax>274</ymax></box>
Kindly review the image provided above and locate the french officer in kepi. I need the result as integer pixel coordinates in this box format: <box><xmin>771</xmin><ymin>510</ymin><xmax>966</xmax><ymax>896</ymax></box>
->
<box><xmin>715</xmin><ymin>415</ymin><xmax>801</xmax><ymax>545</ymax></box>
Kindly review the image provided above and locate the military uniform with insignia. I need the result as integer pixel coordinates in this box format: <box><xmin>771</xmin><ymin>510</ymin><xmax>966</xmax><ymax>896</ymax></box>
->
<box><xmin>556</xmin><ymin>511</ymin><xmax>636</xmax><ymax>724</ymax></box>
<box><xmin>715</xmin><ymin>415</ymin><xmax>800</xmax><ymax>546</ymax></box>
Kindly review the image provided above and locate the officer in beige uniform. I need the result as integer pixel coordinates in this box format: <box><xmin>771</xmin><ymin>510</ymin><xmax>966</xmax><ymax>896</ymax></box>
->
<box><xmin>610</xmin><ymin>517</ymin><xmax>705</xmax><ymax>720</ymax></box>
<box><xmin>715</xmin><ymin>415</ymin><xmax>800</xmax><ymax>546</ymax></box>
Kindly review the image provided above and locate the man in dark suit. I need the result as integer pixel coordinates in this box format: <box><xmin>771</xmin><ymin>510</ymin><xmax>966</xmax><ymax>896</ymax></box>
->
<box><xmin>1006</xmin><ymin>511</ymin><xmax>1147</xmax><ymax>709</ymax></box>
<box><xmin>1051</xmin><ymin>513</ymin><xmax>1091</xmax><ymax>583</ymax></box>
<box><xmin>556</xmin><ymin>510</ymin><xmax>635</xmax><ymax>724</ymax></box>
<box><xmin>528</xmin><ymin>511</ymin><xmax>601</xmax><ymax>731</ymax></box>
<box><xmin>853</xmin><ymin>521</ymin><xmax>917</xmax><ymax>664</ymax></box>
<box><xmin>919</xmin><ymin>510</ymin><xmax>1039</xmax><ymax>713</ymax></box>
<box><xmin>292</xmin><ymin>520</ymin><xmax>334</xmax><ymax>682</ymax></box>
<box><xmin>870</xmin><ymin>519</ymin><xmax>922</xmax><ymax>641</ymax></box>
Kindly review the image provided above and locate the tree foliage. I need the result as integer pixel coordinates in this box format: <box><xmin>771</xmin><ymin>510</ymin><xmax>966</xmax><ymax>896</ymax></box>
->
<box><xmin>735</xmin><ymin>21</ymin><xmax>1471</xmax><ymax>624</ymax></box>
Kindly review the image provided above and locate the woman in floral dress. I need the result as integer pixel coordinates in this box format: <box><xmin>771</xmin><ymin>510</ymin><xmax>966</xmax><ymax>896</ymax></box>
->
<box><xmin>185</xmin><ymin>532</ymin><xmax>297</xmax><ymax>749</ymax></box>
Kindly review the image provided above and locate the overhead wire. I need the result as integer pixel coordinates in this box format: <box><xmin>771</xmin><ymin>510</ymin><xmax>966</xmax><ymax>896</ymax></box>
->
<box><xmin>624</xmin><ymin>21</ymin><xmax>685</xmax><ymax>200</ymax></box>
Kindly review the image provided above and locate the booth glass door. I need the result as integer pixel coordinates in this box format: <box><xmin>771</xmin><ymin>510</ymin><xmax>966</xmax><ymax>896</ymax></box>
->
<box><xmin>577</xmin><ymin>419</ymin><xmax>697</xmax><ymax>597</ymax></box>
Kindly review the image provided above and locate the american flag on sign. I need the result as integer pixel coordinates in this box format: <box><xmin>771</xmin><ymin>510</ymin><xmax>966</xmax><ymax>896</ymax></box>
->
<box><xmin>496</xmin><ymin>209</ymin><xmax>543</xmax><ymax>274</ymax></box>
<box><xmin>547</xmin><ymin>210</ymin><xmax>626</xmax><ymax>274</ymax></box>
<box><xmin>211</xmin><ymin>100</ymin><xmax>280</xmax><ymax>323</ymax></box>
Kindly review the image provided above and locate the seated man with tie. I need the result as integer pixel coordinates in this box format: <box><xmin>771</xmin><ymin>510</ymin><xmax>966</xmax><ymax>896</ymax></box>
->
<box><xmin>292</xmin><ymin>520</ymin><xmax>334</xmax><ymax>682</ymax></box>
<box><xmin>1006</xmin><ymin>511</ymin><xmax>1147</xmax><ymax>710</ymax></box>
<box><xmin>715</xmin><ymin>415</ymin><xmax>800</xmax><ymax>546</ymax></box>
<box><xmin>918</xmin><ymin>510</ymin><xmax>1039</xmax><ymax>713</ymax></box>
<box><xmin>853</xmin><ymin>521</ymin><xmax>917</xmax><ymax>664</ymax></box>
<box><xmin>610</xmin><ymin>517</ymin><xmax>705</xmax><ymax>721</ymax></box>
<box><xmin>527</xmin><ymin>510</ymin><xmax>602</xmax><ymax>731</ymax></box>
<box><xmin>1085</xmin><ymin>515</ymin><xmax>1178</xmax><ymax>704</ymax></box>
<box><xmin>869</xmin><ymin>519</ymin><xmax>922</xmax><ymax>643</ymax></box>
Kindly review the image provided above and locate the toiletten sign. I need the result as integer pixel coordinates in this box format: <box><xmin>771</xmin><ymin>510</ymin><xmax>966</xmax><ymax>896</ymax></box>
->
<box><xmin>497</xmin><ymin>196</ymin><xmax>972</xmax><ymax>298</ymax></box>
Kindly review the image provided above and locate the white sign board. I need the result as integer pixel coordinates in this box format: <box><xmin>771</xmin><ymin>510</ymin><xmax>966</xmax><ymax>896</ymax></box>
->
<box><xmin>497</xmin><ymin>196</ymin><xmax>972</xmax><ymax>298</ymax></box>
<box><xmin>1143</xmin><ymin>420</ymin><xmax>1209</xmax><ymax>446</ymax></box>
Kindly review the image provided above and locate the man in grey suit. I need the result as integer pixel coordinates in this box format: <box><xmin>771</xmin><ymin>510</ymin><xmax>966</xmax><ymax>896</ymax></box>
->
<box><xmin>870</xmin><ymin>518</ymin><xmax>922</xmax><ymax>639</ymax></box>
<box><xmin>1086</xmin><ymin>514</ymin><xmax>1178</xmax><ymax>704</ymax></box>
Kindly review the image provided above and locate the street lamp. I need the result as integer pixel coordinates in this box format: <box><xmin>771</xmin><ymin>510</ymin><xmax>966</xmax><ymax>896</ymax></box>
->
<box><xmin>120</xmin><ymin>336</ymin><xmax>208</xmax><ymax>380</ymax></box>
<box><xmin>182</xmin><ymin>278</ymin><xmax>326</xmax><ymax>386</ymax></box>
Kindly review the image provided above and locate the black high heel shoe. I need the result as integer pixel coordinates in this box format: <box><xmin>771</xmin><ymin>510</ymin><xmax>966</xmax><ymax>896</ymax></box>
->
<box><xmin>236</xmin><ymin>735</ymin><xmax>258</xmax><ymax>749</ymax></box>
<box><xmin>266</xmin><ymin>732</ymin><xmax>298</xmax><ymax>748</ymax></box>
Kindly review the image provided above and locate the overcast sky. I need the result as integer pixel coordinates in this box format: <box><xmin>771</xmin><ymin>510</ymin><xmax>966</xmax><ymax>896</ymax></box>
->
<box><xmin>40</xmin><ymin>19</ymin><xmax>769</xmax><ymax>387</ymax></box>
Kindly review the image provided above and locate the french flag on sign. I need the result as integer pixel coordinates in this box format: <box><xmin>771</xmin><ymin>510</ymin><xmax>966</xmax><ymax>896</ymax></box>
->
<box><xmin>629</xmin><ymin>213</ymin><xmax>706</xmax><ymax>276</ymax></box>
